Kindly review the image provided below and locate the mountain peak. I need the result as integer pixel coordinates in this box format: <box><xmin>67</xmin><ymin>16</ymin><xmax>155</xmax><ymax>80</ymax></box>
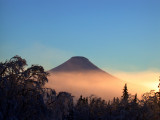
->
<box><xmin>70</xmin><ymin>56</ymin><xmax>89</xmax><ymax>60</ymax></box>
<box><xmin>49</xmin><ymin>56</ymin><xmax>104</xmax><ymax>73</ymax></box>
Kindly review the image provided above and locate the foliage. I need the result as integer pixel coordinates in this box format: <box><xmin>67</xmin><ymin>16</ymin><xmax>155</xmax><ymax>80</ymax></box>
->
<box><xmin>0</xmin><ymin>55</ymin><xmax>49</xmax><ymax>120</ymax></box>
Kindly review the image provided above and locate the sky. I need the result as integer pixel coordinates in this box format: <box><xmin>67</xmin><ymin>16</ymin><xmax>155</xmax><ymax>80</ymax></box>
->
<box><xmin>0</xmin><ymin>0</ymin><xmax>160</xmax><ymax>88</ymax></box>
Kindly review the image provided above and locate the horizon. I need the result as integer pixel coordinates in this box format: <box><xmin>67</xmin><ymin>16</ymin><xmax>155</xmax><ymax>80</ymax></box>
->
<box><xmin>1</xmin><ymin>0</ymin><xmax>160</xmax><ymax>93</ymax></box>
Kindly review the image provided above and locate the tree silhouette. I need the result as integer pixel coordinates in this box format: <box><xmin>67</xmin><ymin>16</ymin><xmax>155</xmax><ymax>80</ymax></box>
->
<box><xmin>0</xmin><ymin>55</ymin><xmax>49</xmax><ymax>120</ymax></box>
<box><xmin>121</xmin><ymin>83</ymin><xmax>129</xmax><ymax>104</ymax></box>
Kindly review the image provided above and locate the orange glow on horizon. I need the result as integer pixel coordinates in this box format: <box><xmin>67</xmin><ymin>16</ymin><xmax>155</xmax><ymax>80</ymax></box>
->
<box><xmin>113</xmin><ymin>71</ymin><xmax>160</xmax><ymax>93</ymax></box>
<box><xmin>46</xmin><ymin>71</ymin><xmax>160</xmax><ymax>100</ymax></box>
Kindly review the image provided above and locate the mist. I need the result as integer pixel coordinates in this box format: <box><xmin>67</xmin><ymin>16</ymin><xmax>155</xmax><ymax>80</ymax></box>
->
<box><xmin>45</xmin><ymin>70</ymin><xmax>159</xmax><ymax>100</ymax></box>
<box><xmin>46</xmin><ymin>71</ymin><xmax>124</xmax><ymax>100</ymax></box>
<box><xmin>113</xmin><ymin>71</ymin><xmax>159</xmax><ymax>95</ymax></box>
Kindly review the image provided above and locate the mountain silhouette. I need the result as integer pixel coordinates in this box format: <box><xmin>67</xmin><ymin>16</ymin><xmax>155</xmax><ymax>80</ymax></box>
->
<box><xmin>50</xmin><ymin>56</ymin><xmax>108</xmax><ymax>73</ymax></box>
<box><xmin>47</xmin><ymin>56</ymin><xmax>123</xmax><ymax>100</ymax></box>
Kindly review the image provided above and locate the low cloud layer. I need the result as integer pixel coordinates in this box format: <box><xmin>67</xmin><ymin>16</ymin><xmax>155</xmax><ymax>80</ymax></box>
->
<box><xmin>46</xmin><ymin>71</ymin><xmax>125</xmax><ymax>100</ymax></box>
<box><xmin>45</xmin><ymin>70</ymin><xmax>160</xmax><ymax>100</ymax></box>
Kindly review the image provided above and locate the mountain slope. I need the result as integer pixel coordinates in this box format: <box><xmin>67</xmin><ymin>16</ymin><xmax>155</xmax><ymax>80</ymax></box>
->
<box><xmin>49</xmin><ymin>56</ymin><xmax>116</xmax><ymax>79</ymax></box>
<box><xmin>49</xmin><ymin>56</ymin><xmax>104</xmax><ymax>72</ymax></box>
<box><xmin>47</xmin><ymin>56</ymin><xmax>123</xmax><ymax>100</ymax></box>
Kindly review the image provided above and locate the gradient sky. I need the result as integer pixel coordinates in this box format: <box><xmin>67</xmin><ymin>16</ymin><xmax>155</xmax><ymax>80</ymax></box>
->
<box><xmin>1</xmin><ymin>0</ymin><xmax>160</xmax><ymax>72</ymax></box>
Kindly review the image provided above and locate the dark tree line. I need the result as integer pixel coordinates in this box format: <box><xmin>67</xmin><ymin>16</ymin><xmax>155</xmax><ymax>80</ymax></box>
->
<box><xmin>74</xmin><ymin>85</ymin><xmax>160</xmax><ymax>120</ymax></box>
<box><xmin>0</xmin><ymin>56</ymin><xmax>160</xmax><ymax>120</ymax></box>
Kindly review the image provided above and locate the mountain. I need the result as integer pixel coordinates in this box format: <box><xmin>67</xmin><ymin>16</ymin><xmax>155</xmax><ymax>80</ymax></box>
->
<box><xmin>47</xmin><ymin>56</ymin><xmax>124</xmax><ymax>100</ymax></box>
<box><xmin>49</xmin><ymin>56</ymin><xmax>115</xmax><ymax>78</ymax></box>
<box><xmin>49</xmin><ymin>56</ymin><xmax>104</xmax><ymax>72</ymax></box>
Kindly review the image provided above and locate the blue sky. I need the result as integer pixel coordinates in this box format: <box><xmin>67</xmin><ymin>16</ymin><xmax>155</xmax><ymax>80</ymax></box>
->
<box><xmin>0</xmin><ymin>0</ymin><xmax>160</xmax><ymax>72</ymax></box>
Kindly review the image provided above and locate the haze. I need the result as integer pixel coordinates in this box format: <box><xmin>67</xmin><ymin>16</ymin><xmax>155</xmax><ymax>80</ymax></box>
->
<box><xmin>45</xmin><ymin>71</ymin><xmax>158</xmax><ymax>100</ymax></box>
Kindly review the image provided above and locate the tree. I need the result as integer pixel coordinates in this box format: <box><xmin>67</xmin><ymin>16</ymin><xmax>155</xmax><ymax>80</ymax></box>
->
<box><xmin>0</xmin><ymin>55</ymin><xmax>49</xmax><ymax>120</ymax></box>
<box><xmin>140</xmin><ymin>90</ymin><xmax>160</xmax><ymax>120</ymax></box>
<box><xmin>75</xmin><ymin>95</ymin><xmax>89</xmax><ymax>120</ymax></box>
<box><xmin>133</xmin><ymin>93</ymin><xmax>137</xmax><ymax>104</ymax></box>
<box><xmin>121</xmin><ymin>83</ymin><xmax>129</xmax><ymax>104</ymax></box>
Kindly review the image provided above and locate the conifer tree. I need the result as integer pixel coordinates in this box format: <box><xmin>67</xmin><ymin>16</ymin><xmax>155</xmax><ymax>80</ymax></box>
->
<box><xmin>122</xmin><ymin>84</ymin><xmax>129</xmax><ymax>103</ymax></box>
<box><xmin>133</xmin><ymin>93</ymin><xmax>137</xmax><ymax>103</ymax></box>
